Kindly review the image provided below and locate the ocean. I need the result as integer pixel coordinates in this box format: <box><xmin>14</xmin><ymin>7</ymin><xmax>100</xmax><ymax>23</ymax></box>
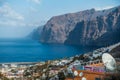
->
<box><xmin>0</xmin><ymin>38</ymin><xmax>97</xmax><ymax>63</ymax></box>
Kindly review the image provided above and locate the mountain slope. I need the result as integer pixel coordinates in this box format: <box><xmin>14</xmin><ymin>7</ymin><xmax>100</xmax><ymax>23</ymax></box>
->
<box><xmin>110</xmin><ymin>44</ymin><xmax>120</xmax><ymax>58</ymax></box>
<box><xmin>40</xmin><ymin>6</ymin><xmax>120</xmax><ymax>47</ymax></box>
<box><xmin>28</xmin><ymin>26</ymin><xmax>43</xmax><ymax>40</ymax></box>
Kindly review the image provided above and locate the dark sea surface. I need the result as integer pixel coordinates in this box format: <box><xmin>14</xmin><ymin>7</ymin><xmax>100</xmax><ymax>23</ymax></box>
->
<box><xmin>0</xmin><ymin>39</ymin><xmax>97</xmax><ymax>63</ymax></box>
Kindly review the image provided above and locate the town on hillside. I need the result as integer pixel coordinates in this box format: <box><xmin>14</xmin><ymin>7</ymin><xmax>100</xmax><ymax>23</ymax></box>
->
<box><xmin>0</xmin><ymin>43</ymin><xmax>120</xmax><ymax>80</ymax></box>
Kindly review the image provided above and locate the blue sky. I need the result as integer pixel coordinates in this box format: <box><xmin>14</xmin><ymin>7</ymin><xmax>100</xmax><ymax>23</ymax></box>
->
<box><xmin>0</xmin><ymin>0</ymin><xmax>120</xmax><ymax>38</ymax></box>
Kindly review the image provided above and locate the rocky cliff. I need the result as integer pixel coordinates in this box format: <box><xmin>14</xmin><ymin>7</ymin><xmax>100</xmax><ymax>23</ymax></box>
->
<box><xmin>28</xmin><ymin>26</ymin><xmax>43</xmax><ymax>40</ymax></box>
<box><xmin>40</xmin><ymin>6</ymin><xmax>120</xmax><ymax>47</ymax></box>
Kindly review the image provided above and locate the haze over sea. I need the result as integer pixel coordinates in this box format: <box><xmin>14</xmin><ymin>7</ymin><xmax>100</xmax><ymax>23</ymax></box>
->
<box><xmin>0</xmin><ymin>38</ymin><xmax>97</xmax><ymax>63</ymax></box>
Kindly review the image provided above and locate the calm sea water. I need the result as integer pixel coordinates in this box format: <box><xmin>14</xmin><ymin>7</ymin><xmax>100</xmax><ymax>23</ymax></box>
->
<box><xmin>0</xmin><ymin>39</ymin><xmax>97</xmax><ymax>63</ymax></box>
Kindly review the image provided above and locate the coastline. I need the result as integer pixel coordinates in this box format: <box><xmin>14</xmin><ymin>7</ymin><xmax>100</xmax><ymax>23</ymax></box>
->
<box><xmin>0</xmin><ymin>42</ymin><xmax>120</xmax><ymax>80</ymax></box>
<box><xmin>0</xmin><ymin>42</ymin><xmax>120</xmax><ymax>64</ymax></box>
<box><xmin>0</xmin><ymin>62</ymin><xmax>38</xmax><ymax>65</ymax></box>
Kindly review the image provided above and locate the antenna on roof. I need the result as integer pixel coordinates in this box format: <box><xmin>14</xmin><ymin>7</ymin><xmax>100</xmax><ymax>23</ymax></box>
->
<box><xmin>79</xmin><ymin>72</ymin><xmax>83</xmax><ymax>77</ymax></box>
<box><xmin>74</xmin><ymin>70</ymin><xmax>78</xmax><ymax>76</ymax></box>
<box><xmin>102</xmin><ymin>53</ymin><xmax>117</xmax><ymax>71</ymax></box>
<box><xmin>82</xmin><ymin>77</ymin><xmax>87</xmax><ymax>80</ymax></box>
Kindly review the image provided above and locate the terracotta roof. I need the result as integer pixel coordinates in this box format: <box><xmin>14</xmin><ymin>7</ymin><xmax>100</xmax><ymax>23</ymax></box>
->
<box><xmin>66</xmin><ymin>70</ymin><xmax>119</xmax><ymax>80</ymax></box>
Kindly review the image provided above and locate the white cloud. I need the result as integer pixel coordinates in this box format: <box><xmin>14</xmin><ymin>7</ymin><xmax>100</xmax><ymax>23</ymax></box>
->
<box><xmin>0</xmin><ymin>4</ymin><xmax>25</xmax><ymax>26</ymax></box>
<box><xmin>27</xmin><ymin>0</ymin><xmax>41</xmax><ymax>4</ymax></box>
<box><xmin>33</xmin><ymin>0</ymin><xmax>41</xmax><ymax>4</ymax></box>
<box><xmin>0</xmin><ymin>4</ymin><xmax>24</xmax><ymax>20</ymax></box>
<box><xmin>95</xmin><ymin>6</ymin><xmax>114</xmax><ymax>11</ymax></box>
<box><xmin>0</xmin><ymin>3</ymin><xmax>42</xmax><ymax>27</ymax></box>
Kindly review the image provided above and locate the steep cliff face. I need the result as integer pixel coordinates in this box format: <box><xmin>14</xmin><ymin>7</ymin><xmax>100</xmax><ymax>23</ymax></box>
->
<box><xmin>93</xmin><ymin>7</ymin><xmax>120</xmax><ymax>46</ymax></box>
<box><xmin>40</xmin><ymin>6</ymin><xmax>120</xmax><ymax>46</ymax></box>
<box><xmin>28</xmin><ymin>26</ymin><xmax>43</xmax><ymax>40</ymax></box>
<box><xmin>40</xmin><ymin>9</ymin><xmax>96</xmax><ymax>43</ymax></box>
<box><xmin>65</xmin><ymin>19</ymin><xmax>107</xmax><ymax>46</ymax></box>
<box><xmin>66</xmin><ymin>7</ymin><xmax>120</xmax><ymax>46</ymax></box>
